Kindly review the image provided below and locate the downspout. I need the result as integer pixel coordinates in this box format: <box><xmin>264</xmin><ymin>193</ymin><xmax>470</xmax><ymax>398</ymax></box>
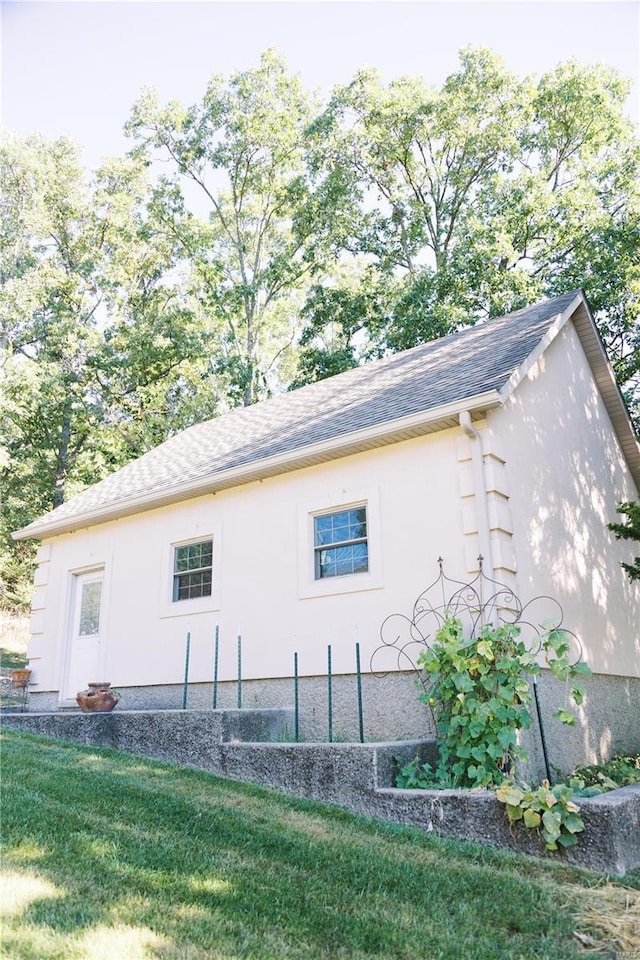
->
<box><xmin>459</xmin><ymin>411</ymin><xmax>494</xmax><ymax>579</ymax></box>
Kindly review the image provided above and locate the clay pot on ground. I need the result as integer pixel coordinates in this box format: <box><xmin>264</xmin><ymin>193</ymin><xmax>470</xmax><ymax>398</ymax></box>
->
<box><xmin>10</xmin><ymin>668</ymin><xmax>32</xmax><ymax>689</ymax></box>
<box><xmin>76</xmin><ymin>682</ymin><xmax>120</xmax><ymax>713</ymax></box>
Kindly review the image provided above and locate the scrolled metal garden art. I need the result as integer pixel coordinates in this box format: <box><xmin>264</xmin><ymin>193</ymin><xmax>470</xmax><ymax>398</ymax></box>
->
<box><xmin>372</xmin><ymin>558</ymin><xmax>592</xmax><ymax>851</ymax></box>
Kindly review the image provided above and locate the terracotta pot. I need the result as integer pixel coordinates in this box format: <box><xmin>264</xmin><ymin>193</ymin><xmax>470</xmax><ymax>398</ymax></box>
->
<box><xmin>10</xmin><ymin>668</ymin><xmax>31</xmax><ymax>689</ymax></box>
<box><xmin>76</xmin><ymin>682</ymin><xmax>119</xmax><ymax>713</ymax></box>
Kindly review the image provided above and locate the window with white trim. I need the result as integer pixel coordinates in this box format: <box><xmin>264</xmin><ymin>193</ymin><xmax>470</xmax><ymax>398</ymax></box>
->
<box><xmin>172</xmin><ymin>539</ymin><xmax>213</xmax><ymax>602</ymax></box>
<box><xmin>313</xmin><ymin>506</ymin><xmax>368</xmax><ymax>579</ymax></box>
<box><xmin>298</xmin><ymin>488</ymin><xmax>382</xmax><ymax>599</ymax></box>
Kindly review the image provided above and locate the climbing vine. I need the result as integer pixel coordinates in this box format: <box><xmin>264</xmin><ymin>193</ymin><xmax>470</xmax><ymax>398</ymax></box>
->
<box><xmin>395</xmin><ymin>615</ymin><xmax>592</xmax><ymax>849</ymax></box>
<box><xmin>415</xmin><ymin>616</ymin><xmax>591</xmax><ymax>790</ymax></box>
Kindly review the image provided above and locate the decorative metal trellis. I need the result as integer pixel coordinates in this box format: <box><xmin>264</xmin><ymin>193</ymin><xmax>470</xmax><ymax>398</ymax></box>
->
<box><xmin>370</xmin><ymin>557</ymin><xmax>586</xmax><ymax>781</ymax></box>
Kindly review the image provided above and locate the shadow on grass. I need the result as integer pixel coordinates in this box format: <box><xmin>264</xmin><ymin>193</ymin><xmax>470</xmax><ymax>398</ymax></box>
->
<box><xmin>0</xmin><ymin>730</ymin><xmax>613</xmax><ymax>960</ymax></box>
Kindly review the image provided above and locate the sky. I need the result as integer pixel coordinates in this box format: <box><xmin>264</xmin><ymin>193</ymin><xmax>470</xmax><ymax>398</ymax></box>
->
<box><xmin>1</xmin><ymin>0</ymin><xmax>639</xmax><ymax>171</ymax></box>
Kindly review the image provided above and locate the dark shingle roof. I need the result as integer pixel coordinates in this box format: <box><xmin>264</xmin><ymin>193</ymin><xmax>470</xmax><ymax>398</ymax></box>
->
<box><xmin>16</xmin><ymin>291</ymin><xmax>583</xmax><ymax>538</ymax></box>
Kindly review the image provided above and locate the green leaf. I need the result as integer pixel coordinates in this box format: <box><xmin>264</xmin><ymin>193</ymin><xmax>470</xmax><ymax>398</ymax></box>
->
<box><xmin>554</xmin><ymin>708</ymin><xmax>576</xmax><ymax>726</ymax></box>
<box><xmin>476</xmin><ymin>640</ymin><xmax>494</xmax><ymax>660</ymax></box>
<box><xmin>498</xmin><ymin>727</ymin><xmax>516</xmax><ymax>749</ymax></box>
<box><xmin>572</xmin><ymin>662</ymin><xmax>592</xmax><ymax>678</ymax></box>
<box><xmin>496</xmin><ymin>784</ymin><xmax>524</xmax><ymax>806</ymax></box>
<box><xmin>562</xmin><ymin>813</ymin><xmax>585</xmax><ymax>834</ymax></box>
<box><xmin>523</xmin><ymin>809</ymin><xmax>541</xmax><ymax>829</ymax></box>
<box><xmin>556</xmin><ymin>832</ymin><xmax>579</xmax><ymax>848</ymax></box>
<box><xmin>542</xmin><ymin>809</ymin><xmax>562</xmax><ymax>835</ymax></box>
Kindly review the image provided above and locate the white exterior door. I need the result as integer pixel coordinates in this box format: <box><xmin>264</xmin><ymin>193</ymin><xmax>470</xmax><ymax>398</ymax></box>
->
<box><xmin>63</xmin><ymin>570</ymin><xmax>105</xmax><ymax>700</ymax></box>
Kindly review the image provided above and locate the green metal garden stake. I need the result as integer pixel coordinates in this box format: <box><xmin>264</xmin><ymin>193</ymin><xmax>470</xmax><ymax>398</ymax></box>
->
<box><xmin>237</xmin><ymin>634</ymin><xmax>242</xmax><ymax>709</ymax></box>
<box><xmin>327</xmin><ymin>644</ymin><xmax>333</xmax><ymax>742</ymax></box>
<box><xmin>355</xmin><ymin>641</ymin><xmax>364</xmax><ymax>743</ymax></box>
<box><xmin>182</xmin><ymin>631</ymin><xmax>191</xmax><ymax>710</ymax></box>
<box><xmin>294</xmin><ymin>651</ymin><xmax>299</xmax><ymax>742</ymax></box>
<box><xmin>213</xmin><ymin>625</ymin><xmax>219</xmax><ymax>710</ymax></box>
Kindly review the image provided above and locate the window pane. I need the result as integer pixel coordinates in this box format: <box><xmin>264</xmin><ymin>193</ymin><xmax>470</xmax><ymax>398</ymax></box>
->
<box><xmin>332</xmin><ymin>524</ymin><xmax>350</xmax><ymax>544</ymax></box>
<box><xmin>336</xmin><ymin>555</ymin><xmax>353</xmax><ymax>576</ymax></box>
<box><xmin>175</xmin><ymin>540</ymin><xmax>212</xmax><ymax>573</ymax></box>
<box><xmin>315</xmin><ymin>526</ymin><xmax>334</xmax><ymax>546</ymax></box>
<box><xmin>316</xmin><ymin>541</ymin><xmax>369</xmax><ymax>579</ymax></box>
<box><xmin>79</xmin><ymin>580</ymin><xmax>102</xmax><ymax>636</ymax></box>
<box><xmin>173</xmin><ymin>540</ymin><xmax>213</xmax><ymax>601</ymax></box>
<box><xmin>314</xmin><ymin>508</ymin><xmax>368</xmax><ymax>548</ymax></box>
<box><xmin>314</xmin><ymin>507</ymin><xmax>369</xmax><ymax>579</ymax></box>
<box><xmin>350</xmin><ymin>512</ymin><xmax>367</xmax><ymax>538</ymax></box>
<box><xmin>352</xmin><ymin>542</ymin><xmax>369</xmax><ymax>573</ymax></box>
<box><xmin>174</xmin><ymin>570</ymin><xmax>213</xmax><ymax>601</ymax></box>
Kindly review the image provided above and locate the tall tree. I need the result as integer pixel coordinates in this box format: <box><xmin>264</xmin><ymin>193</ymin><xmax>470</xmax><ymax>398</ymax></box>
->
<box><xmin>608</xmin><ymin>501</ymin><xmax>640</xmax><ymax>581</ymax></box>
<box><xmin>301</xmin><ymin>49</ymin><xmax>640</xmax><ymax>423</ymax></box>
<box><xmin>125</xmin><ymin>50</ymin><xmax>323</xmax><ymax>407</ymax></box>
<box><xmin>0</xmin><ymin>133</ymin><xmax>106</xmax><ymax>604</ymax></box>
<box><xmin>0</xmin><ymin>136</ymin><xmax>222</xmax><ymax>607</ymax></box>
<box><xmin>93</xmin><ymin>155</ymin><xmax>224</xmax><ymax>458</ymax></box>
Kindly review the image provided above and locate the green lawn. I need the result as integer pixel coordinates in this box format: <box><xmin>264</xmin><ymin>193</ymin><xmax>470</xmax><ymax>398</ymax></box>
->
<box><xmin>1</xmin><ymin>730</ymin><xmax>637</xmax><ymax>960</ymax></box>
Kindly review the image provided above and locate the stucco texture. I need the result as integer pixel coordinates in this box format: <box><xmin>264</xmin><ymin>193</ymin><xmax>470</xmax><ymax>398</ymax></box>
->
<box><xmin>490</xmin><ymin>320</ymin><xmax>639</xmax><ymax>678</ymax></box>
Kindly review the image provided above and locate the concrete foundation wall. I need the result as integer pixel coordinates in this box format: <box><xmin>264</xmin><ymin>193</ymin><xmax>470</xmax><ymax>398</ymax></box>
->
<box><xmin>3</xmin><ymin>710</ymin><xmax>638</xmax><ymax>876</ymax></box>
<box><xmin>26</xmin><ymin>671</ymin><xmax>436</xmax><ymax>744</ymax></box>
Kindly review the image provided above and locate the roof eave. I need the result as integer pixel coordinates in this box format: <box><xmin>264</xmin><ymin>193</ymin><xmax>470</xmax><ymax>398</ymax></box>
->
<box><xmin>13</xmin><ymin>390</ymin><xmax>502</xmax><ymax>542</ymax></box>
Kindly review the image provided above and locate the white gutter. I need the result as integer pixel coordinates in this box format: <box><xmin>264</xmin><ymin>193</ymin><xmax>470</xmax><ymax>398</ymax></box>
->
<box><xmin>14</xmin><ymin>389</ymin><xmax>502</xmax><ymax>541</ymax></box>
<box><xmin>459</xmin><ymin>411</ymin><xmax>495</xmax><ymax>583</ymax></box>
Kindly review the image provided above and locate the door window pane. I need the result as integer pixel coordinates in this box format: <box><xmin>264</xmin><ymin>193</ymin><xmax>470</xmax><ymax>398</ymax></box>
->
<box><xmin>79</xmin><ymin>580</ymin><xmax>102</xmax><ymax>636</ymax></box>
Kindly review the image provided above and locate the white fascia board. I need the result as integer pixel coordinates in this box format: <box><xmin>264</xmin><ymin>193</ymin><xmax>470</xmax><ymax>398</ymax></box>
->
<box><xmin>499</xmin><ymin>290</ymin><xmax>640</xmax><ymax>492</ymax></box>
<box><xmin>14</xmin><ymin>389</ymin><xmax>502</xmax><ymax>541</ymax></box>
<box><xmin>498</xmin><ymin>292</ymin><xmax>585</xmax><ymax>403</ymax></box>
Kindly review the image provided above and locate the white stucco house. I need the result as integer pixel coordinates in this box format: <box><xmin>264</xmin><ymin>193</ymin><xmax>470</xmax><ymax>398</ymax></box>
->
<box><xmin>13</xmin><ymin>290</ymin><xmax>640</xmax><ymax>769</ymax></box>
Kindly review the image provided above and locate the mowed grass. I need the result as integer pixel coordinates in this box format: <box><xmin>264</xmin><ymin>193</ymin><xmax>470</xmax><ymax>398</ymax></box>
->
<box><xmin>1</xmin><ymin>731</ymin><xmax>638</xmax><ymax>960</ymax></box>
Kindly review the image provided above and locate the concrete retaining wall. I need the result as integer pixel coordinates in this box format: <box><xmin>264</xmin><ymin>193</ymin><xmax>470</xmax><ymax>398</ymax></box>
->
<box><xmin>3</xmin><ymin>709</ymin><xmax>638</xmax><ymax>877</ymax></box>
<box><xmin>26</xmin><ymin>670</ymin><xmax>640</xmax><ymax>779</ymax></box>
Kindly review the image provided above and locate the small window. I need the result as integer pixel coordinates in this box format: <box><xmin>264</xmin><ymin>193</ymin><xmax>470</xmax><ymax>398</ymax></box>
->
<box><xmin>173</xmin><ymin>539</ymin><xmax>213</xmax><ymax>602</ymax></box>
<box><xmin>78</xmin><ymin>579</ymin><xmax>103</xmax><ymax>636</ymax></box>
<box><xmin>314</xmin><ymin>507</ymin><xmax>368</xmax><ymax>580</ymax></box>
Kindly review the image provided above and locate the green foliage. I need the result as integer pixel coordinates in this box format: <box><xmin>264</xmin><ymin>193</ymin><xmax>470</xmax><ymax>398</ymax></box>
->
<box><xmin>608</xmin><ymin>501</ymin><xmax>640</xmax><ymax>581</ymax></box>
<box><xmin>418</xmin><ymin>618</ymin><xmax>532</xmax><ymax>788</ymax></box>
<box><xmin>0</xmin><ymin>135</ymin><xmax>214</xmax><ymax>608</ymax></box>
<box><xmin>496</xmin><ymin>780</ymin><xmax>585</xmax><ymax>851</ymax></box>
<box><xmin>415</xmin><ymin>617</ymin><xmax>590</xmax><ymax>790</ymax></box>
<box><xmin>395</xmin><ymin>614</ymin><xmax>593</xmax><ymax>852</ymax></box>
<box><xmin>0</xmin><ymin>133</ymin><xmax>106</xmax><ymax>606</ymax></box>
<box><xmin>301</xmin><ymin>50</ymin><xmax>640</xmax><ymax>421</ymax></box>
<box><xmin>394</xmin><ymin>755</ymin><xmax>439</xmax><ymax>789</ymax></box>
<box><xmin>571</xmin><ymin>754</ymin><xmax>640</xmax><ymax>791</ymax></box>
<box><xmin>0</xmin><ymin>648</ymin><xmax>28</xmax><ymax>670</ymax></box>
<box><xmin>125</xmin><ymin>50</ymin><xmax>322</xmax><ymax>408</ymax></box>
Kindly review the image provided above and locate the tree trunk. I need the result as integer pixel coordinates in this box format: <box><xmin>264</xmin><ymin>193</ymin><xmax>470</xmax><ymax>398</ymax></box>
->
<box><xmin>52</xmin><ymin>396</ymin><xmax>73</xmax><ymax>508</ymax></box>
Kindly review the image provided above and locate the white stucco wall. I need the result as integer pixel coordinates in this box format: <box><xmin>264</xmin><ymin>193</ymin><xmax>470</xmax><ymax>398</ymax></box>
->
<box><xmin>26</xmin><ymin>318</ymin><xmax>640</xmax><ymax>714</ymax></box>
<box><xmin>28</xmin><ymin>428</ymin><xmax>471</xmax><ymax>701</ymax></box>
<box><xmin>489</xmin><ymin>319</ymin><xmax>640</xmax><ymax>678</ymax></box>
